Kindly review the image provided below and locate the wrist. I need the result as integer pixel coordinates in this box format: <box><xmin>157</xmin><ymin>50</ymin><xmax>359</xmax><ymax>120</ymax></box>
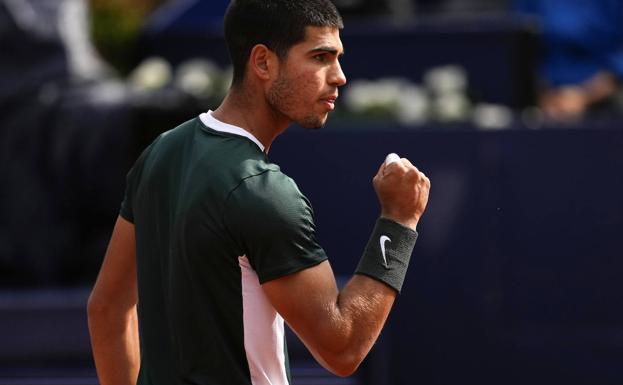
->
<box><xmin>380</xmin><ymin>213</ymin><xmax>418</xmax><ymax>231</ymax></box>
<box><xmin>355</xmin><ymin>217</ymin><xmax>419</xmax><ymax>293</ymax></box>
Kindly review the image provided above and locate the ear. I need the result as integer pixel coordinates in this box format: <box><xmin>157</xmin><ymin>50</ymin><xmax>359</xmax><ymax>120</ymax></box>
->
<box><xmin>248</xmin><ymin>44</ymin><xmax>278</xmax><ymax>81</ymax></box>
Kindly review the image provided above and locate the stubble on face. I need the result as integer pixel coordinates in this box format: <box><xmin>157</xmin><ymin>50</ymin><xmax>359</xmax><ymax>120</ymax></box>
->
<box><xmin>267</xmin><ymin>68</ymin><xmax>327</xmax><ymax>130</ymax></box>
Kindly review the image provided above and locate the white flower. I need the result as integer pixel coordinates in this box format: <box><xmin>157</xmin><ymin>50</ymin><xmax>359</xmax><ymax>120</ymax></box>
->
<box><xmin>129</xmin><ymin>57</ymin><xmax>172</xmax><ymax>90</ymax></box>
<box><xmin>472</xmin><ymin>103</ymin><xmax>513</xmax><ymax>130</ymax></box>
<box><xmin>433</xmin><ymin>92</ymin><xmax>470</xmax><ymax>122</ymax></box>
<box><xmin>396</xmin><ymin>83</ymin><xmax>429</xmax><ymax>125</ymax></box>
<box><xmin>424</xmin><ymin>65</ymin><xmax>468</xmax><ymax>95</ymax></box>
<box><xmin>174</xmin><ymin>59</ymin><xmax>220</xmax><ymax>98</ymax></box>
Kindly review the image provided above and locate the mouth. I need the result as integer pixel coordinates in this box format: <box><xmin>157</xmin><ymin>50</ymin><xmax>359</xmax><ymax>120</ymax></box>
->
<box><xmin>320</xmin><ymin>94</ymin><xmax>338</xmax><ymax>111</ymax></box>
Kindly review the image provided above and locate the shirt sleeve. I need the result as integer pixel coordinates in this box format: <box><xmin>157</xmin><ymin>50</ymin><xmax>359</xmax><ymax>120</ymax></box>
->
<box><xmin>119</xmin><ymin>137</ymin><xmax>161</xmax><ymax>223</ymax></box>
<box><xmin>119</xmin><ymin>167</ymin><xmax>137</xmax><ymax>223</ymax></box>
<box><xmin>223</xmin><ymin>170</ymin><xmax>328</xmax><ymax>284</ymax></box>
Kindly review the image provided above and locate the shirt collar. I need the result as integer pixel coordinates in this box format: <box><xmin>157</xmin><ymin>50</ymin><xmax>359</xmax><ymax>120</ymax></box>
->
<box><xmin>199</xmin><ymin>110</ymin><xmax>265</xmax><ymax>152</ymax></box>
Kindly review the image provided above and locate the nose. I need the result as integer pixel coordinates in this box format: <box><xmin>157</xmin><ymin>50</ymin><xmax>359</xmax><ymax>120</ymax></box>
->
<box><xmin>329</xmin><ymin>60</ymin><xmax>347</xmax><ymax>87</ymax></box>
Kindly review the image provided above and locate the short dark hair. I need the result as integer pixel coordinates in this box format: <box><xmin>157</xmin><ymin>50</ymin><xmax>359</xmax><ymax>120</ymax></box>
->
<box><xmin>224</xmin><ymin>0</ymin><xmax>343</xmax><ymax>86</ymax></box>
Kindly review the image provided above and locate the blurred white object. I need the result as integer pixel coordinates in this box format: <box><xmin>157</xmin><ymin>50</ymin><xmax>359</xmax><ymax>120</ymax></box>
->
<box><xmin>343</xmin><ymin>79</ymin><xmax>377</xmax><ymax>113</ymax></box>
<box><xmin>425</xmin><ymin>65</ymin><xmax>471</xmax><ymax>123</ymax></box>
<box><xmin>343</xmin><ymin>77</ymin><xmax>430</xmax><ymax>124</ymax></box>
<box><xmin>58</xmin><ymin>0</ymin><xmax>112</xmax><ymax>81</ymax></box>
<box><xmin>129</xmin><ymin>57</ymin><xmax>172</xmax><ymax>90</ymax></box>
<box><xmin>396</xmin><ymin>83</ymin><xmax>429</xmax><ymax>124</ymax></box>
<box><xmin>472</xmin><ymin>103</ymin><xmax>513</xmax><ymax>130</ymax></box>
<box><xmin>174</xmin><ymin>59</ymin><xmax>220</xmax><ymax>98</ymax></box>
<box><xmin>424</xmin><ymin>65</ymin><xmax>468</xmax><ymax>95</ymax></box>
<box><xmin>374</xmin><ymin>78</ymin><xmax>405</xmax><ymax>107</ymax></box>
<box><xmin>433</xmin><ymin>93</ymin><xmax>470</xmax><ymax>122</ymax></box>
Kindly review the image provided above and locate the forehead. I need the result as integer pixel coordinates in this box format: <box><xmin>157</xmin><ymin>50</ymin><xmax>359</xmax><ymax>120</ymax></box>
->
<box><xmin>293</xmin><ymin>26</ymin><xmax>344</xmax><ymax>54</ymax></box>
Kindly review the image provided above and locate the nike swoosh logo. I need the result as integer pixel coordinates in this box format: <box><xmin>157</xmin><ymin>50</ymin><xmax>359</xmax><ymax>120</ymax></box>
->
<box><xmin>380</xmin><ymin>235</ymin><xmax>391</xmax><ymax>268</ymax></box>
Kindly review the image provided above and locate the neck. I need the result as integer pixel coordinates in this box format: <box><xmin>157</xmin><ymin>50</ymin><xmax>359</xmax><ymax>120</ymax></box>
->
<box><xmin>211</xmin><ymin>85</ymin><xmax>290</xmax><ymax>153</ymax></box>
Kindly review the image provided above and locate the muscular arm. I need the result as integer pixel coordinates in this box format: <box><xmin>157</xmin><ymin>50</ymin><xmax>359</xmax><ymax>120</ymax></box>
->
<box><xmin>263</xmin><ymin>262</ymin><xmax>396</xmax><ymax>377</ymax></box>
<box><xmin>264</xmin><ymin>157</ymin><xmax>430</xmax><ymax>377</ymax></box>
<box><xmin>87</xmin><ymin>216</ymin><xmax>140</xmax><ymax>385</ymax></box>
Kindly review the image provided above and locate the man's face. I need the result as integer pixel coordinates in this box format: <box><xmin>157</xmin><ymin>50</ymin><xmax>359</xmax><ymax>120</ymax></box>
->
<box><xmin>267</xmin><ymin>26</ymin><xmax>347</xmax><ymax>129</ymax></box>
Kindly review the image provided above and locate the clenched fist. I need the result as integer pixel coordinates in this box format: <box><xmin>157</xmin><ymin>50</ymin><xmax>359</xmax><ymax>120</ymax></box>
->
<box><xmin>373</xmin><ymin>156</ymin><xmax>430</xmax><ymax>231</ymax></box>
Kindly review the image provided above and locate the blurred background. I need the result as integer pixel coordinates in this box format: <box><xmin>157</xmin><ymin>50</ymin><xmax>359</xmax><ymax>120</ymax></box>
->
<box><xmin>1</xmin><ymin>0</ymin><xmax>622</xmax><ymax>384</ymax></box>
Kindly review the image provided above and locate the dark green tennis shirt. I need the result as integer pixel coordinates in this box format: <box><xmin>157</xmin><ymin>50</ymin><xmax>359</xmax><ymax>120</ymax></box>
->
<box><xmin>120</xmin><ymin>112</ymin><xmax>328</xmax><ymax>385</ymax></box>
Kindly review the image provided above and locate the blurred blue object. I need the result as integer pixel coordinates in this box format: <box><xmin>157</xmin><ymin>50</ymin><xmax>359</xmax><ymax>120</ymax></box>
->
<box><xmin>514</xmin><ymin>0</ymin><xmax>623</xmax><ymax>87</ymax></box>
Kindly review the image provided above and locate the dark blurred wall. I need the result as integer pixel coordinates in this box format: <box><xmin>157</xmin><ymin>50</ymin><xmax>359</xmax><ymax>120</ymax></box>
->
<box><xmin>0</xmin><ymin>0</ymin><xmax>130</xmax><ymax>286</ymax></box>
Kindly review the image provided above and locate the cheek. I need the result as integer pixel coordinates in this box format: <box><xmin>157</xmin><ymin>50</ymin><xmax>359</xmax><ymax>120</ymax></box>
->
<box><xmin>301</xmin><ymin>72</ymin><xmax>323</xmax><ymax>92</ymax></box>
<box><xmin>290</xmin><ymin>72</ymin><xmax>323</xmax><ymax>104</ymax></box>
<box><xmin>270</xmin><ymin>68</ymin><xmax>324</xmax><ymax>115</ymax></box>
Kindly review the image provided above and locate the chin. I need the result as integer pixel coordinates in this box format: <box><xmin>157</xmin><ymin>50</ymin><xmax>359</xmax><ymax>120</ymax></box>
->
<box><xmin>298</xmin><ymin>114</ymin><xmax>328</xmax><ymax>130</ymax></box>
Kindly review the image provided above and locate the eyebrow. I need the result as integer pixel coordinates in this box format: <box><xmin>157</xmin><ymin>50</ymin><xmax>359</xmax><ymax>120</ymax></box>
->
<box><xmin>309</xmin><ymin>46</ymin><xmax>345</xmax><ymax>57</ymax></box>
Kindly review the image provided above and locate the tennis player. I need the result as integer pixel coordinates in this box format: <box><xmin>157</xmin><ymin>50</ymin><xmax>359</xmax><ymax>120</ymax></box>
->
<box><xmin>87</xmin><ymin>1</ymin><xmax>430</xmax><ymax>384</ymax></box>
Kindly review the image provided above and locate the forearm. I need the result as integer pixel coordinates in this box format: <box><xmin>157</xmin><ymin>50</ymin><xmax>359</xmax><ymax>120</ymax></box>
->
<box><xmin>314</xmin><ymin>274</ymin><xmax>396</xmax><ymax>373</ymax></box>
<box><xmin>270</xmin><ymin>219</ymin><xmax>417</xmax><ymax>375</ymax></box>
<box><xmin>310</xmin><ymin>220</ymin><xmax>418</xmax><ymax>373</ymax></box>
<box><xmin>88</xmin><ymin>304</ymin><xmax>140</xmax><ymax>385</ymax></box>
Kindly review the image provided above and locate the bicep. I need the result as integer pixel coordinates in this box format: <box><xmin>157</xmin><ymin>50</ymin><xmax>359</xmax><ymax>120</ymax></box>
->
<box><xmin>261</xmin><ymin>252</ymin><xmax>398</xmax><ymax>377</ymax></box>
<box><xmin>263</xmin><ymin>260</ymin><xmax>337</xmax><ymax>323</ymax></box>
<box><xmin>262</xmin><ymin>260</ymin><xmax>341</xmax><ymax>358</ymax></box>
<box><xmin>90</xmin><ymin>215</ymin><xmax>137</xmax><ymax>309</ymax></box>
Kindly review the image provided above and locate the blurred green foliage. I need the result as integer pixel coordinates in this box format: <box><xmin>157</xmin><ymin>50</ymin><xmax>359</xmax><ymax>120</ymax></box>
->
<box><xmin>89</xmin><ymin>0</ymin><xmax>164</xmax><ymax>74</ymax></box>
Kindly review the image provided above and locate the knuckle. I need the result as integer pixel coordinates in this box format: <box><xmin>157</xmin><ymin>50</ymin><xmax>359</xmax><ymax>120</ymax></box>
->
<box><xmin>406</xmin><ymin>167</ymin><xmax>419</xmax><ymax>180</ymax></box>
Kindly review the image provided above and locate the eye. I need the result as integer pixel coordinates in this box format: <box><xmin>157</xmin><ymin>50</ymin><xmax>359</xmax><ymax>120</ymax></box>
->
<box><xmin>313</xmin><ymin>54</ymin><xmax>328</xmax><ymax>63</ymax></box>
